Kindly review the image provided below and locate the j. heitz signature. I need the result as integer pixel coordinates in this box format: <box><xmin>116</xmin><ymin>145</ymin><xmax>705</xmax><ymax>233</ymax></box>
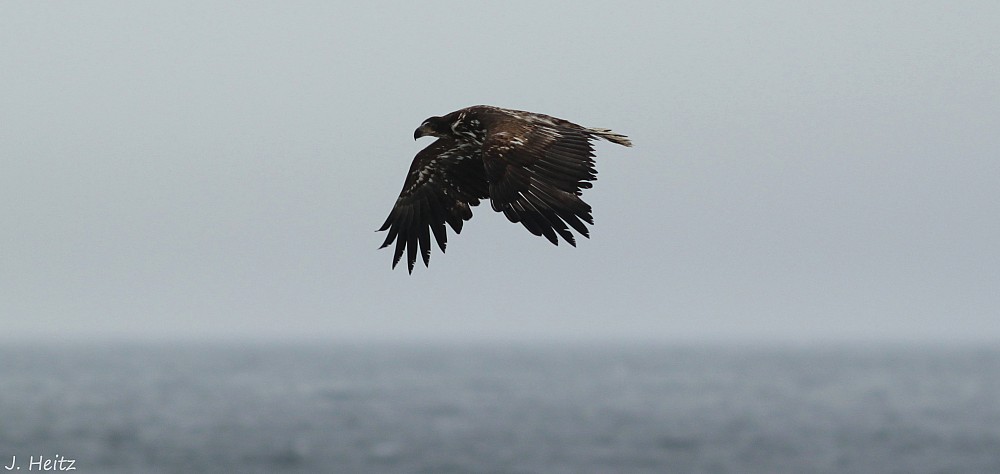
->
<box><xmin>4</xmin><ymin>455</ymin><xmax>76</xmax><ymax>471</ymax></box>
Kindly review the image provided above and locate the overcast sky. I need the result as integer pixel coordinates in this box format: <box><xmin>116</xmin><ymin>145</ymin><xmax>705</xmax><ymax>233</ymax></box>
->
<box><xmin>2</xmin><ymin>1</ymin><xmax>998</xmax><ymax>344</ymax></box>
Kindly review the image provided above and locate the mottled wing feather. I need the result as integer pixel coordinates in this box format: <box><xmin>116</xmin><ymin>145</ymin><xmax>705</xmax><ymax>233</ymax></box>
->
<box><xmin>481</xmin><ymin>121</ymin><xmax>599</xmax><ymax>246</ymax></box>
<box><xmin>377</xmin><ymin>138</ymin><xmax>488</xmax><ymax>273</ymax></box>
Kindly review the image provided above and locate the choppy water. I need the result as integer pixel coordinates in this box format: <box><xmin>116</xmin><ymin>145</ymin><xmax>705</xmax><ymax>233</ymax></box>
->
<box><xmin>1</xmin><ymin>341</ymin><xmax>999</xmax><ymax>473</ymax></box>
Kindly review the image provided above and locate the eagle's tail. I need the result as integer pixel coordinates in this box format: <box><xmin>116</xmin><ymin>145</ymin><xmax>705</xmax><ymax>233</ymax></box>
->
<box><xmin>587</xmin><ymin>128</ymin><xmax>632</xmax><ymax>147</ymax></box>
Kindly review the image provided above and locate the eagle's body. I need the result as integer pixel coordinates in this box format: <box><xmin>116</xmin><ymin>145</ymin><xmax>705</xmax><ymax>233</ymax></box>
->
<box><xmin>378</xmin><ymin>105</ymin><xmax>631</xmax><ymax>272</ymax></box>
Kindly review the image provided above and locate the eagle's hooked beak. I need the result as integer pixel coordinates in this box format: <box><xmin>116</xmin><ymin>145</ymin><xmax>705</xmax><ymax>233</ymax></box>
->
<box><xmin>414</xmin><ymin>123</ymin><xmax>433</xmax><ymax>140</ymax></box>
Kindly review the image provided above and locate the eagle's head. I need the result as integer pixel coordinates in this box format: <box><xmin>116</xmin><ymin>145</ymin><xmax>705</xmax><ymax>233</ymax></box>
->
<box><xmin>414</xmin><ymin>116</ymin><xmax>449</xmax><ymax>140</ymax></box>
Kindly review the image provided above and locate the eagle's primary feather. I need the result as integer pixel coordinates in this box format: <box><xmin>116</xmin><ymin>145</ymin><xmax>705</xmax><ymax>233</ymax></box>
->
<box><xmin>378</xmin><ymin>105</ymin><xmax>631</xmax><ymax>273</ymax></box>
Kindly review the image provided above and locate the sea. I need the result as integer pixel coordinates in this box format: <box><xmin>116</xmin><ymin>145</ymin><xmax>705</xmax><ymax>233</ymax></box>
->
<box><xmin>1</xmin><ymin>340</ymin><xmax>999</xmax><ymax>473</ymax></box>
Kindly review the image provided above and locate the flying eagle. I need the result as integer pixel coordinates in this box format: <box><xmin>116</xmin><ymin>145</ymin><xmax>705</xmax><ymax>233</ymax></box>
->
<box><xmin>378</xmin><ymin>105</ymin><xmax>632</xmax><ymax>273</ymax></box>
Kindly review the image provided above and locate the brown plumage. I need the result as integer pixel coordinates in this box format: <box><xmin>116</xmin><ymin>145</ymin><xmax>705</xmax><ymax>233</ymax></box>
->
<box><xmin>378</xmin><ymin>105</ymin><xmax>632</xmax><ymax>273</ymax></box>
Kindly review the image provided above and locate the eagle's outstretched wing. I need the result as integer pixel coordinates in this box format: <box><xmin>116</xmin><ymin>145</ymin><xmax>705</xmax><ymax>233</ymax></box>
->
<box><xmin>481</xmin><ymin>119</ymin><xmax>627</xmax><ymax>246</ymax></box>
<box><xmin>377</xmin><ymin>138</ymin><xmax>488</xmax><ymax>273</ymax></box>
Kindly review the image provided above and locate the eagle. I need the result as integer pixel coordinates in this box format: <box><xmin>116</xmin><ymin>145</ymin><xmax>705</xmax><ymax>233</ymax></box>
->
<box><xmin>378</xmin><ymin>105</ymin><xmax>632</xmax><ymax>273</ymax></box>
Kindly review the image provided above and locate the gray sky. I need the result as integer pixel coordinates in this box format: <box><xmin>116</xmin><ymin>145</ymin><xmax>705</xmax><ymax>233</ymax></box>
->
<box><xmin>2</xmin><ymin>1</ymin><xmax>998</xmax><ymax>344</ymax></box>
